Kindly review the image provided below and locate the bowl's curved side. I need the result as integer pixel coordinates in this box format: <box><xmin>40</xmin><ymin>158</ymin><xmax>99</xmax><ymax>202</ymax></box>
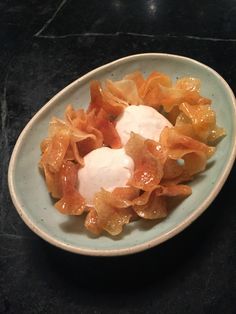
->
<box><xmin>8</xmin><ymin>53</ymin><xmax>236</xmax><ymax>256</ymax></box>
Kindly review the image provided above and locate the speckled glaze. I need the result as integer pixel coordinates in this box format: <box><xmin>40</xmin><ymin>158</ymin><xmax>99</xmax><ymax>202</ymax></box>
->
<box><xmin>8</xmin><ymin>53</ymin><xmax>236</xmax><ymax>256</ymax></box>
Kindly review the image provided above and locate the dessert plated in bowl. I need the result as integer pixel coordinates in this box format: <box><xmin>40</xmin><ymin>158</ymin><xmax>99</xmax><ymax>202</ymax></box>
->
<box><xmin>8</xmin><ymin>53</ymin><xmax>236</xmax><ymax>256</ymax></box>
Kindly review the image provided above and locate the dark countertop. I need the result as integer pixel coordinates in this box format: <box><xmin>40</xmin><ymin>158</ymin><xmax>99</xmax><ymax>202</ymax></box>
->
<box><xmin>1</xmin><ymin>1</ymin><xmax>236</xmax><ymax>313</ymax></box>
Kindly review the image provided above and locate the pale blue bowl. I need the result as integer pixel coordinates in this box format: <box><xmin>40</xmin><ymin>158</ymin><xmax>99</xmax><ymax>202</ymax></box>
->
<box><xmin>8</xmin><ymin>53</ymin><xmax>236</xmax><ymax>256</ymax></box>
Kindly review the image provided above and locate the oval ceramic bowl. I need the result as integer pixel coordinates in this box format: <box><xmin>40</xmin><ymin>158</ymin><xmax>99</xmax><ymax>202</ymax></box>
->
<box><xmin>8</xmin><ymin>53</ymin><xmax>236</xmax><ymax>256</ymax></box>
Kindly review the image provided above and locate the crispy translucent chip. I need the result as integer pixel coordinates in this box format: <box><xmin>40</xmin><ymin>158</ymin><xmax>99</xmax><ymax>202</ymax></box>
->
<box><xmin>123</xmin><ymin>71</ymin><xmax>145</xmax><ymax>91</ymax></box>
<box><xmin>139</xmin><ymin>70</ymin><xmax>175</xmax><ymax>108</ymax></box>
<box><xmin>65</xmin><ymin>106</ymin><xmax>105</xmax><ymax>160</ymax></box>
<box><xmin>160</xmin><ymin>127</ymin><xmax>214</xmax><ymax>158</ymax></box>
<box><xmin>102</xmin><ymin>89</ymin><xmax>128</xmax><ymax>115</ymax></box>
<box><xmin>85</xmin><ymin>187</ymin><xmax>139</xmax><ymax>235</ymax></box>
<box><xmin>176</xmin><ymin>103</ymin><xmax>226</xmax><ymax>144</ymax></box>
<box><xmin>175</xmin><ymin>77</ymin><xmax>201</xmax><ymax>92</ymax></box>
<box><xmin>93</xmin><ymin>189</ymin><xmax>135</xmax><ymax>236</ymax></box>
<box><xmin>40</xmin><ymin>138</ymin><xmax>51</xmax><ymax>154</ymax></box>
<box><xmin>138</xmin><ymin>72</ymin><xmax>210</xmax><ymax>111</ymax></box>
<box><xmin>160</xmin><ymin>127</ymin><xmax>214</xmax><ymax>175</ymax></box>
<box><xmin>132</xmin><ymin>184</ymin><xmax>191</xmax><ymax>219</ymax></box>
<box><xmin>55</xmin><ymin>161</ymin><xmax>85</xmax><ymax>215</ymax></box>
<box><xmin>55</xmin><ymin>193</ymin><xmax>85</xmax><ymax>215</ymax></box>
<box><xmin>207</xmin><ymin>126</ymin><xmax>226</xmax><ymax>145</ymax></box>
<box><xmin>88</xmin><ymin>80</ymin><xmax>128</xmax><ymax>116</ymax></box>
<box><xmin>132</xmin><ymin>191</ymin><xmax>152</xmax><ymax>206</ymax></box>
<box><xmin>125</xmin><ymin>133</ymin><xmax>167</xmax><ymax>191</ymax></box>
<box><xmin>88</xmin><ymin>80</ymin><xmax>104</xmax><ymax>114</ymax></box>
<box><xmin>161</xmin><ymin>171</ymin><xmax>193</xmax><ymax>186</ymax></box>
<box><xmin>90</xmin><ymin>108</ymin><xmax>121</xmax><ymax>148</ymax></box>
<box><xmin>183</xmin><ymin>152</ymin><xmax>207</xmax><ymax>175</ymax></box>
<box><xmin>140</xmin><ymin>71</ymin><xmax>172</xmax><ymax>93</ymax></box>
<box><xmin>161</xmin><ymin>87</ymin><xmax>211</xmax><ymax>112</ymax></box>
<box><xmin>45</xmin><ymin>116</ymin><xmax>100</xmax><ymax>167</ymax></box>
<box><xmin>40</xmin><ymin>131</ymin><xmax>70</xmax><ymax>173</ymax></box>
<box><xmin>155</xmin><ymin>184</ymin><xmax>192</xmax><ymax>197</ymax></box>
<box><xmin>133</xmin><ymin>192</ymin><xmax>167</xmax><ymax>219</ymax></box>
<box><xmin>166</xmin><ymin>106</ymin><xmax>181</xmax><ymax>125</ymax></box>
<box><xmin>105</xmin><ymin>186</ymin><xmax>140</xmax><ymax>208</ymax></box>
<box><xmin>41</xmin><ymin>164</ymin><xmax>62</xmax><ymax>198</ymax></box>
<box><xmin>106</xmin><ymin>79</ymin><xmax>143</xmax><ymax>105</ymax></box>
<box><xmin>69</xmin><ymin>139</ymin><xmax>84</xmax><ymax>165</ymax></box>
<box><xmin>66</xmin><ymin>106</ymin><xmax>103</xmax><ymax>144</ymax></box>
<box><xmin>139</xmin><ymin>75</ymin><xmax>163</xmax><ymax>108</ymax></box>
<box><xmin>162</xmin><ymin>158</ymin><xmax>184</xmax><ymax>180</ymax></box>
<box><xmin>85</xmin><ymin>208</ymin><xmax>102</xmax><ymax>235</ymax></box>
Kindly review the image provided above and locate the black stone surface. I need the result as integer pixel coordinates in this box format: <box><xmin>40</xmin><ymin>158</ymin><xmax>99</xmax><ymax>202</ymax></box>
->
<box><xmin>1</xmin><ymin>1</ymin><xmax>236</xmax><ymax>313</ymax></box>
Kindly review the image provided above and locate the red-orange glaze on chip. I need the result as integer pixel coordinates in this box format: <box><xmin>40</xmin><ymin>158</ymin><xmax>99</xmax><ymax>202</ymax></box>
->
<box><xmin>88</xmin><ymin>108</ymin><xmax>122</xmax><ymax>149</ymax></box>
<box><xmin>133</xmin><ymin>192</ymin><xmax>168</xmax><ymax>220</ymax></box>
<box><xmin>123</xmin><ymin>71</ymin><xmax>146</xmax><ymax>91</ymax></box>
<box><xmin>92</xmin><ymin>189</ymin><xmax>136</xmax><ymax>236</ymax></box>
<box><xmin>40</xmin><ymin>132</ymin><xmax>70</xmax><ymax>173</ymax></box>
<box><xmin>160</xmin><ymin>127</ymin><xmax>215</xmax><ymax>176</ymax></box>
<box><xmin>105</xmin><ymin>78</ymin><xmax>142</xmax><ymax>105</ymax></box>
<box><xmin>125</xmin><ymin>133</ymin><xmax>167</xmax><ymax>191</ymax></box>
<box><xmin>55</xmin><ymin>161</ymin><xmax>85</xmax><ymax>215</ymax></box>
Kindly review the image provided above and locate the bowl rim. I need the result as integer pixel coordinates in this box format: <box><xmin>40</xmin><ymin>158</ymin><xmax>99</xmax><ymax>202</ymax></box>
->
<box><xmin>8</xmin><ymin>53</ymin><xmax>236</xmax><ymax>256</ymax></box>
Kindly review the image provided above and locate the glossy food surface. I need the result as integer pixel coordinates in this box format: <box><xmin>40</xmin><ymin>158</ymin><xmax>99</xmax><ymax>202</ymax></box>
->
<box><xmin>2</xmin><ymin>1</ymin><xmax>236</xmax><ymax>313</ymax></box>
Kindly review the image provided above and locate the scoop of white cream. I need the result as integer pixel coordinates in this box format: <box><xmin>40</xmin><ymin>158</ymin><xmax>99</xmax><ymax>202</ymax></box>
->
<box><xmin>115</xmin><ymin>105</ymin><xmax>172</xmax><ymax>145</ymax></box>
<box><xmin>78</xmin><ymin>147</ymin><xmax>134</xmax><ymax>206</ymax></box>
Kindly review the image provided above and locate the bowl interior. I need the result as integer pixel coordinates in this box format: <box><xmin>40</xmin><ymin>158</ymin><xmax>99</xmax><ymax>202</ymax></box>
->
<box><xmin>9</xmin><ymin>54</ymin><xmax>236</xmax><ymax>255</ymax></box>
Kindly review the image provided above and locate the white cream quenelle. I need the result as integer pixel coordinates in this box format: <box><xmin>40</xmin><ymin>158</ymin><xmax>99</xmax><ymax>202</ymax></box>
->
<box><xmin>78</xmin><ymin>105</ymin><xmax>172</xmax><ymax>206</ymax></box>
<box><xmin>115</xmin><ymin>105</ymin><xmax>172</xmax><ymax>145</ymax></box>
<box><xmin>78</xmin><ymin>147</ymin><xmax>134</xmax><ymax>206</ymax></box>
